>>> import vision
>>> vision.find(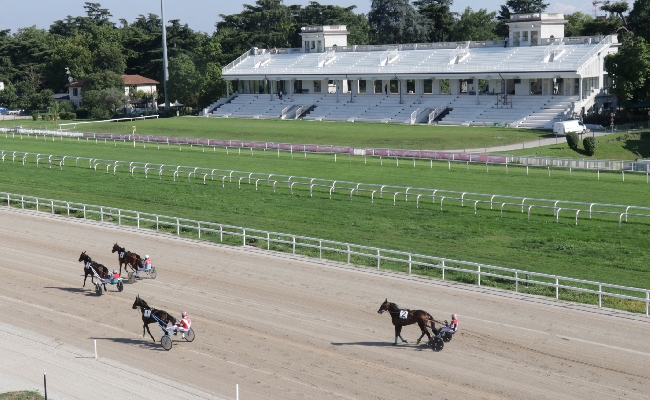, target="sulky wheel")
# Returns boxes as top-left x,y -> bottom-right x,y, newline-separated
128,272 -> 135,284
95,283 -> 102,296
149,267 -> 157,279
442,332 -> 453,343
428,336 -> 444,352
117,280 -> 124,292
184,328 -> 195,342
161,335 -> 172,351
